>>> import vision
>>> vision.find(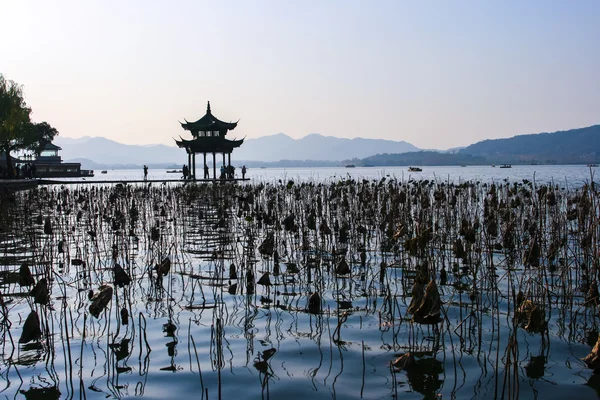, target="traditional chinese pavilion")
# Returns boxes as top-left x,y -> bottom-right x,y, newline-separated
175,102 -> 244,180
